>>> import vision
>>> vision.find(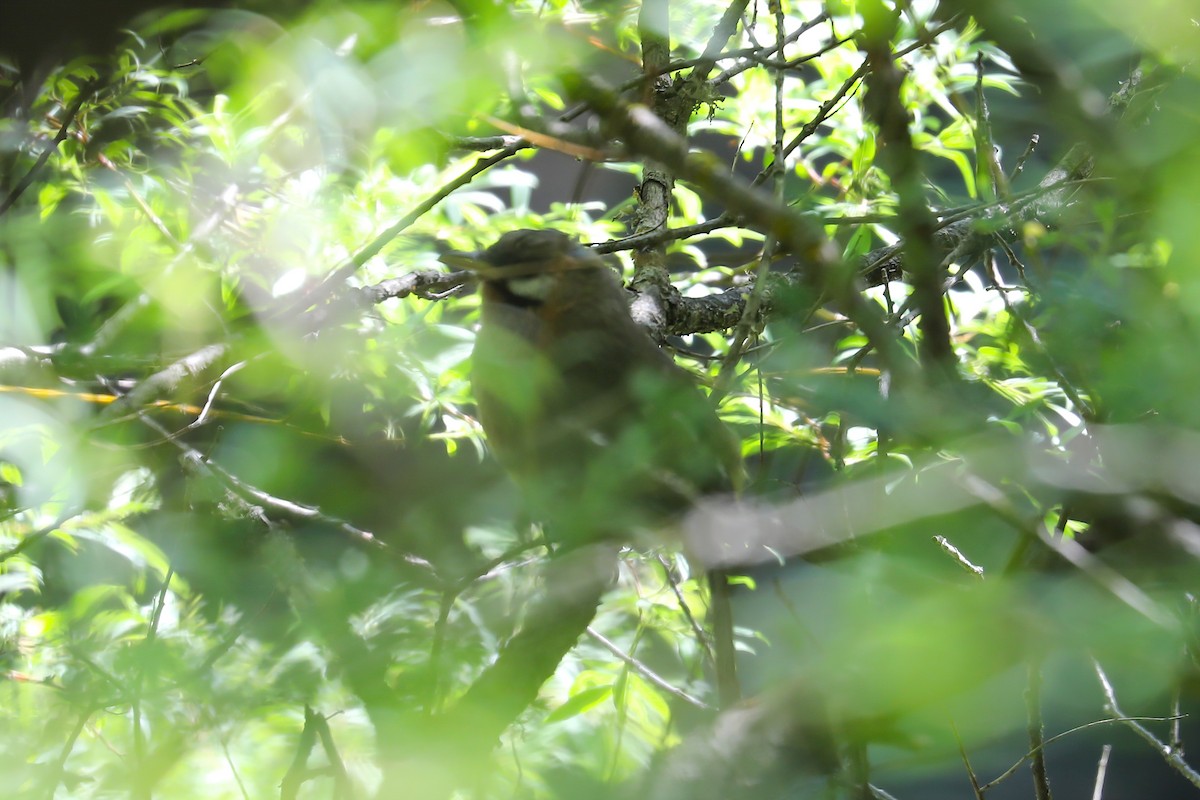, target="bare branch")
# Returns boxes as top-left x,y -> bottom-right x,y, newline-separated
568,74 -> 903,371
362,270 -> 474,303
98,344 -> 229,423
587,626 -> 711,709
689,0 -> 751,85
277,142 -> 531,319
448,135 -> 525,152
137,413 -> 442,589
280,706 -> 321,800
1026,662 -> 1054,800
1,79 -> 99,217
859,67 -> 1156,288
862,8 -> 953,374
1092,745 -> 1112,800
1093,660 -> 1200,790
